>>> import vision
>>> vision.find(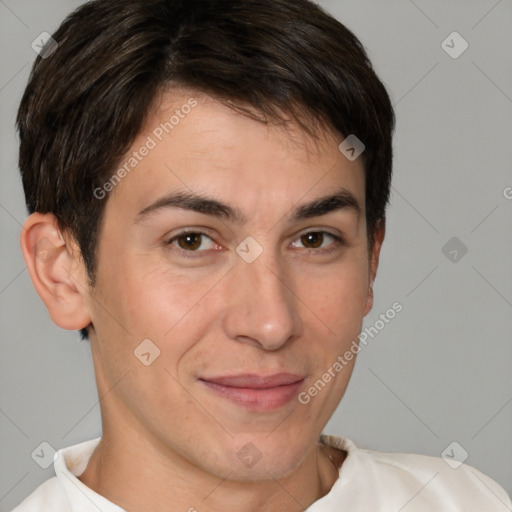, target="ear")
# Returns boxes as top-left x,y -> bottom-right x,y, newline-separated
363,218 -> 386,317
20,213 -> 92,331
